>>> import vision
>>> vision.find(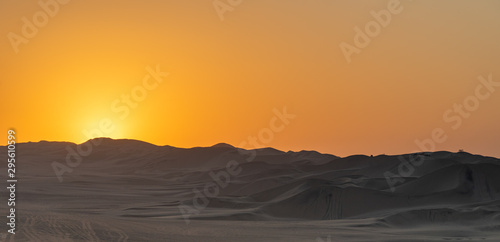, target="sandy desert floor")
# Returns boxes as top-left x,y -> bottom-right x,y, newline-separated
1,138 -> 500,241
